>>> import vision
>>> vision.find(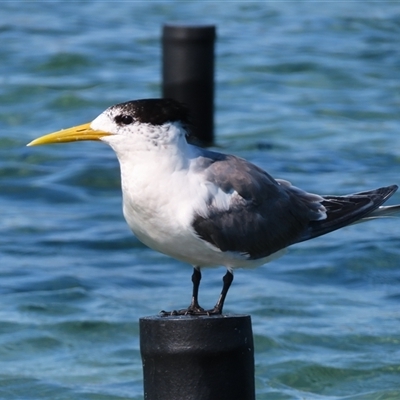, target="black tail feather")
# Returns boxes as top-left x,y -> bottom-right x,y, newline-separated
298,185 -> 398,243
